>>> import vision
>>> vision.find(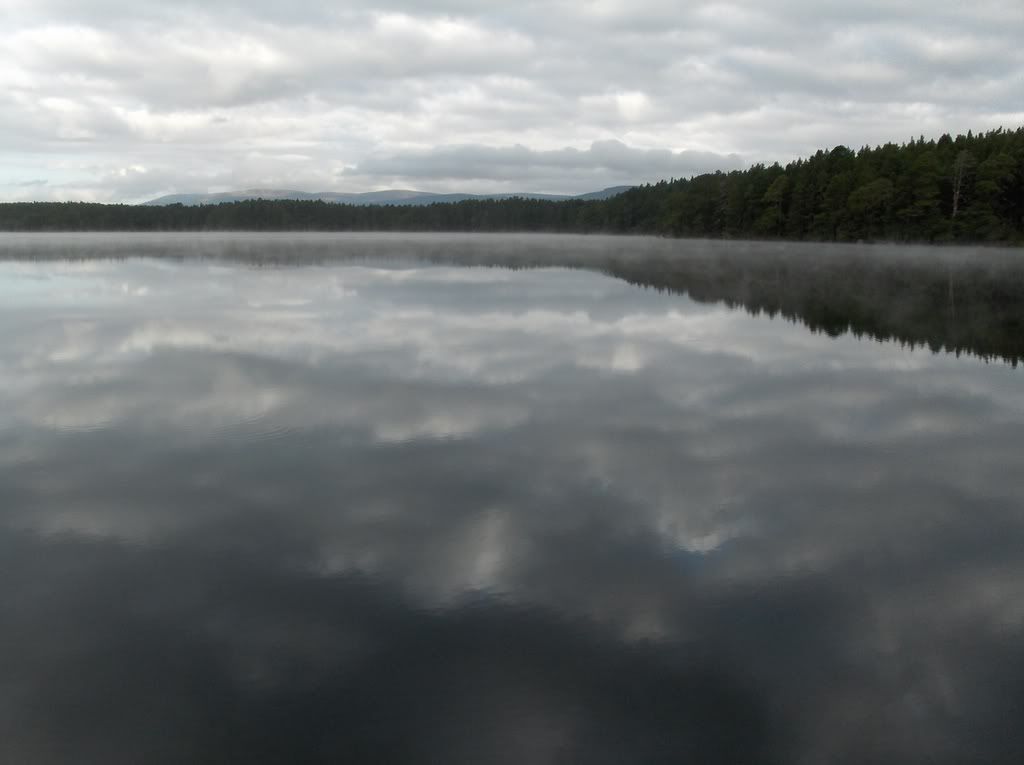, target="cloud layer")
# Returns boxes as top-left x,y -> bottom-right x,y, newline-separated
1,0 -> 1022,201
